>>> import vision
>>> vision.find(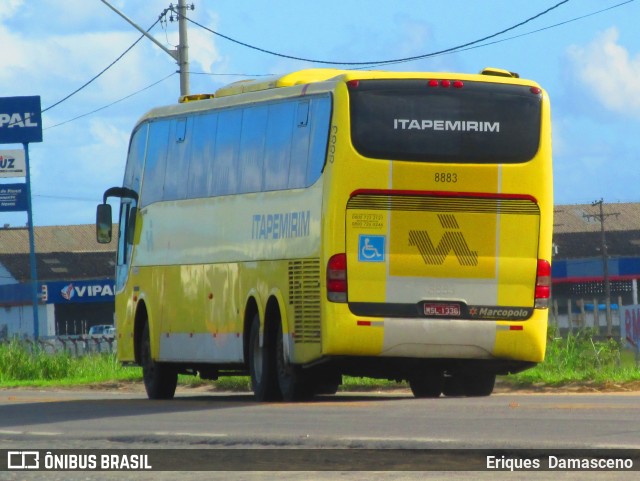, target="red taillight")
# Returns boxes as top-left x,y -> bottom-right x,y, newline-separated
327,253 -> 347,302
347,80 -> 360,89
427,79 -> 463,89
530,86 -> 542,95
535,259 -> 551,308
